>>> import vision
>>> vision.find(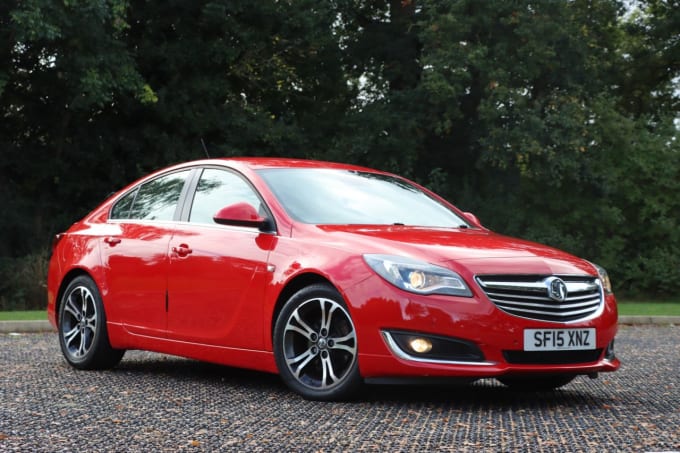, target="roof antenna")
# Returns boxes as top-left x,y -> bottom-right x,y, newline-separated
200,138 -> 211,158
